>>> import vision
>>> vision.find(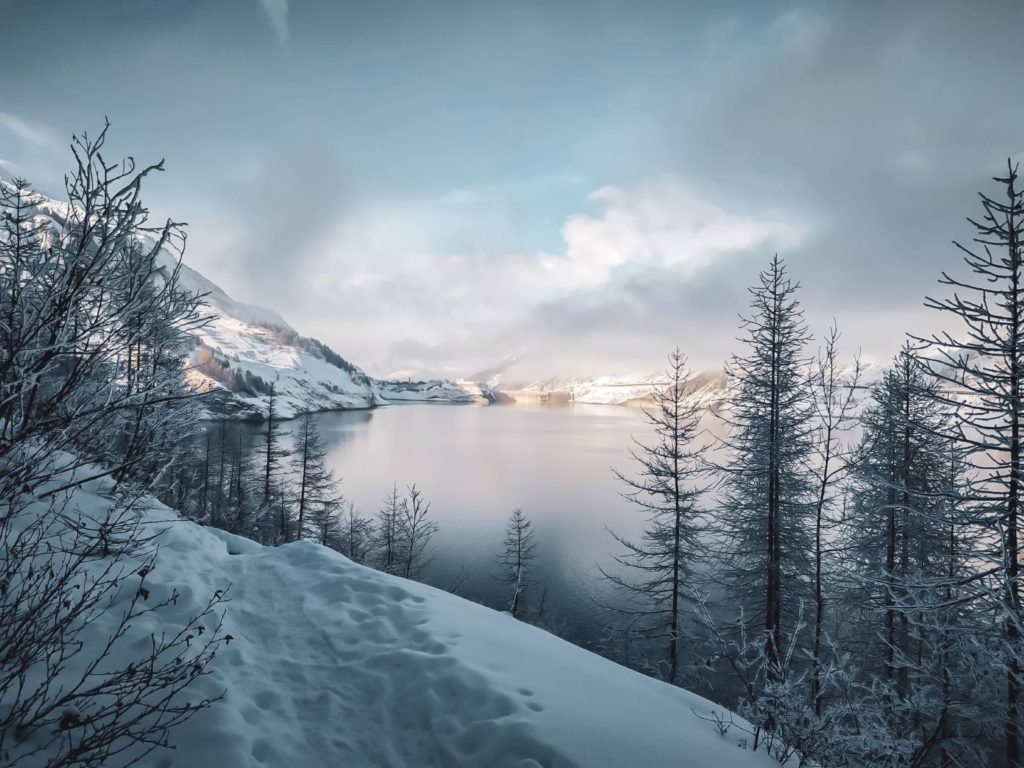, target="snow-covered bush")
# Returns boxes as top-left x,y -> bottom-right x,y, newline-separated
0,124 -> 227,765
